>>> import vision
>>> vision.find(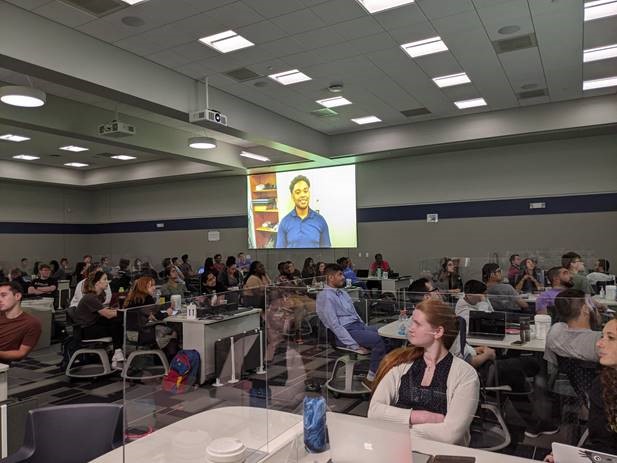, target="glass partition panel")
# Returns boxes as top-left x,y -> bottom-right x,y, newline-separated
120,287 -> 273,463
